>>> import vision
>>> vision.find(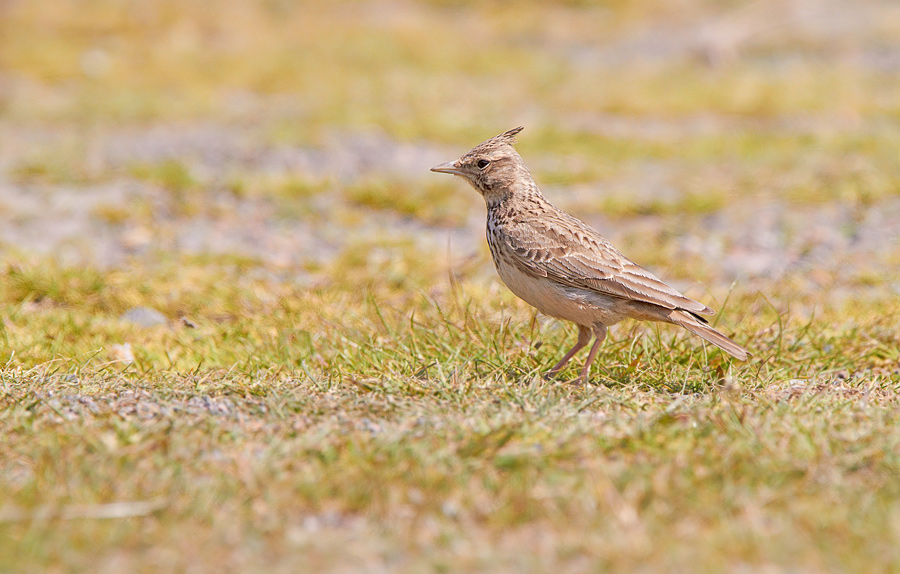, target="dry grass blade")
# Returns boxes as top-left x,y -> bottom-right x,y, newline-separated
0,499 -> 168,523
